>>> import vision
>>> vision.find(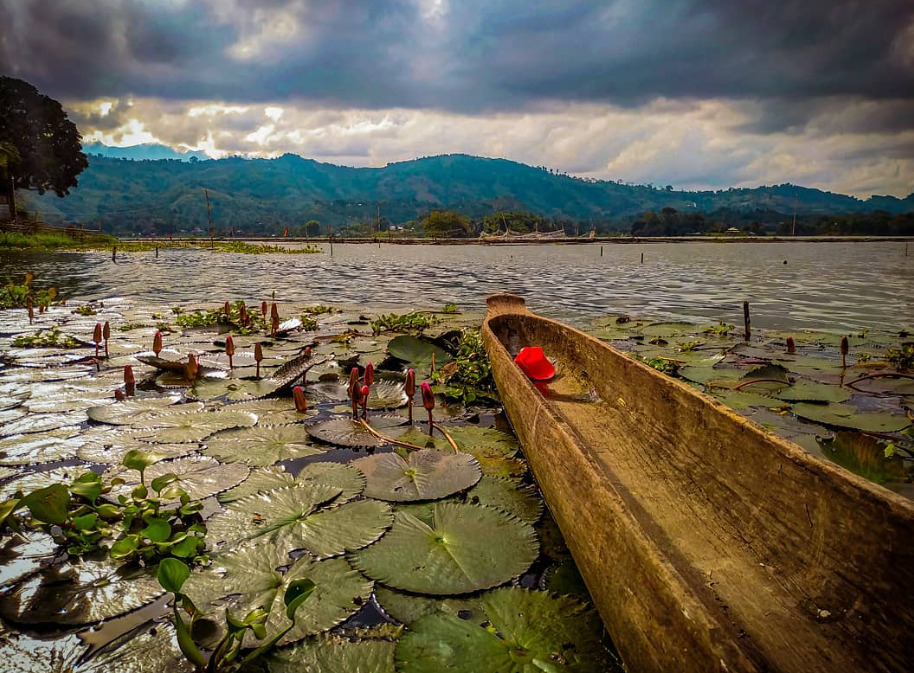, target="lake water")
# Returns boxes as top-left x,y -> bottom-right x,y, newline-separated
2,241 -> 912,332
